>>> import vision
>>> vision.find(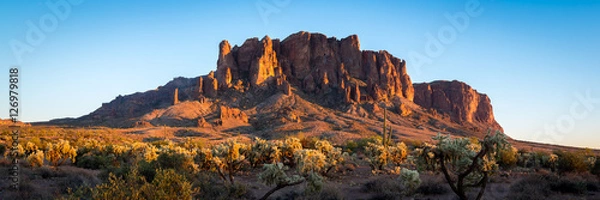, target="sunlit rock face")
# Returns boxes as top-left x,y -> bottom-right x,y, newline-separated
413,80 -> 503,132
215,31 -> 414,102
